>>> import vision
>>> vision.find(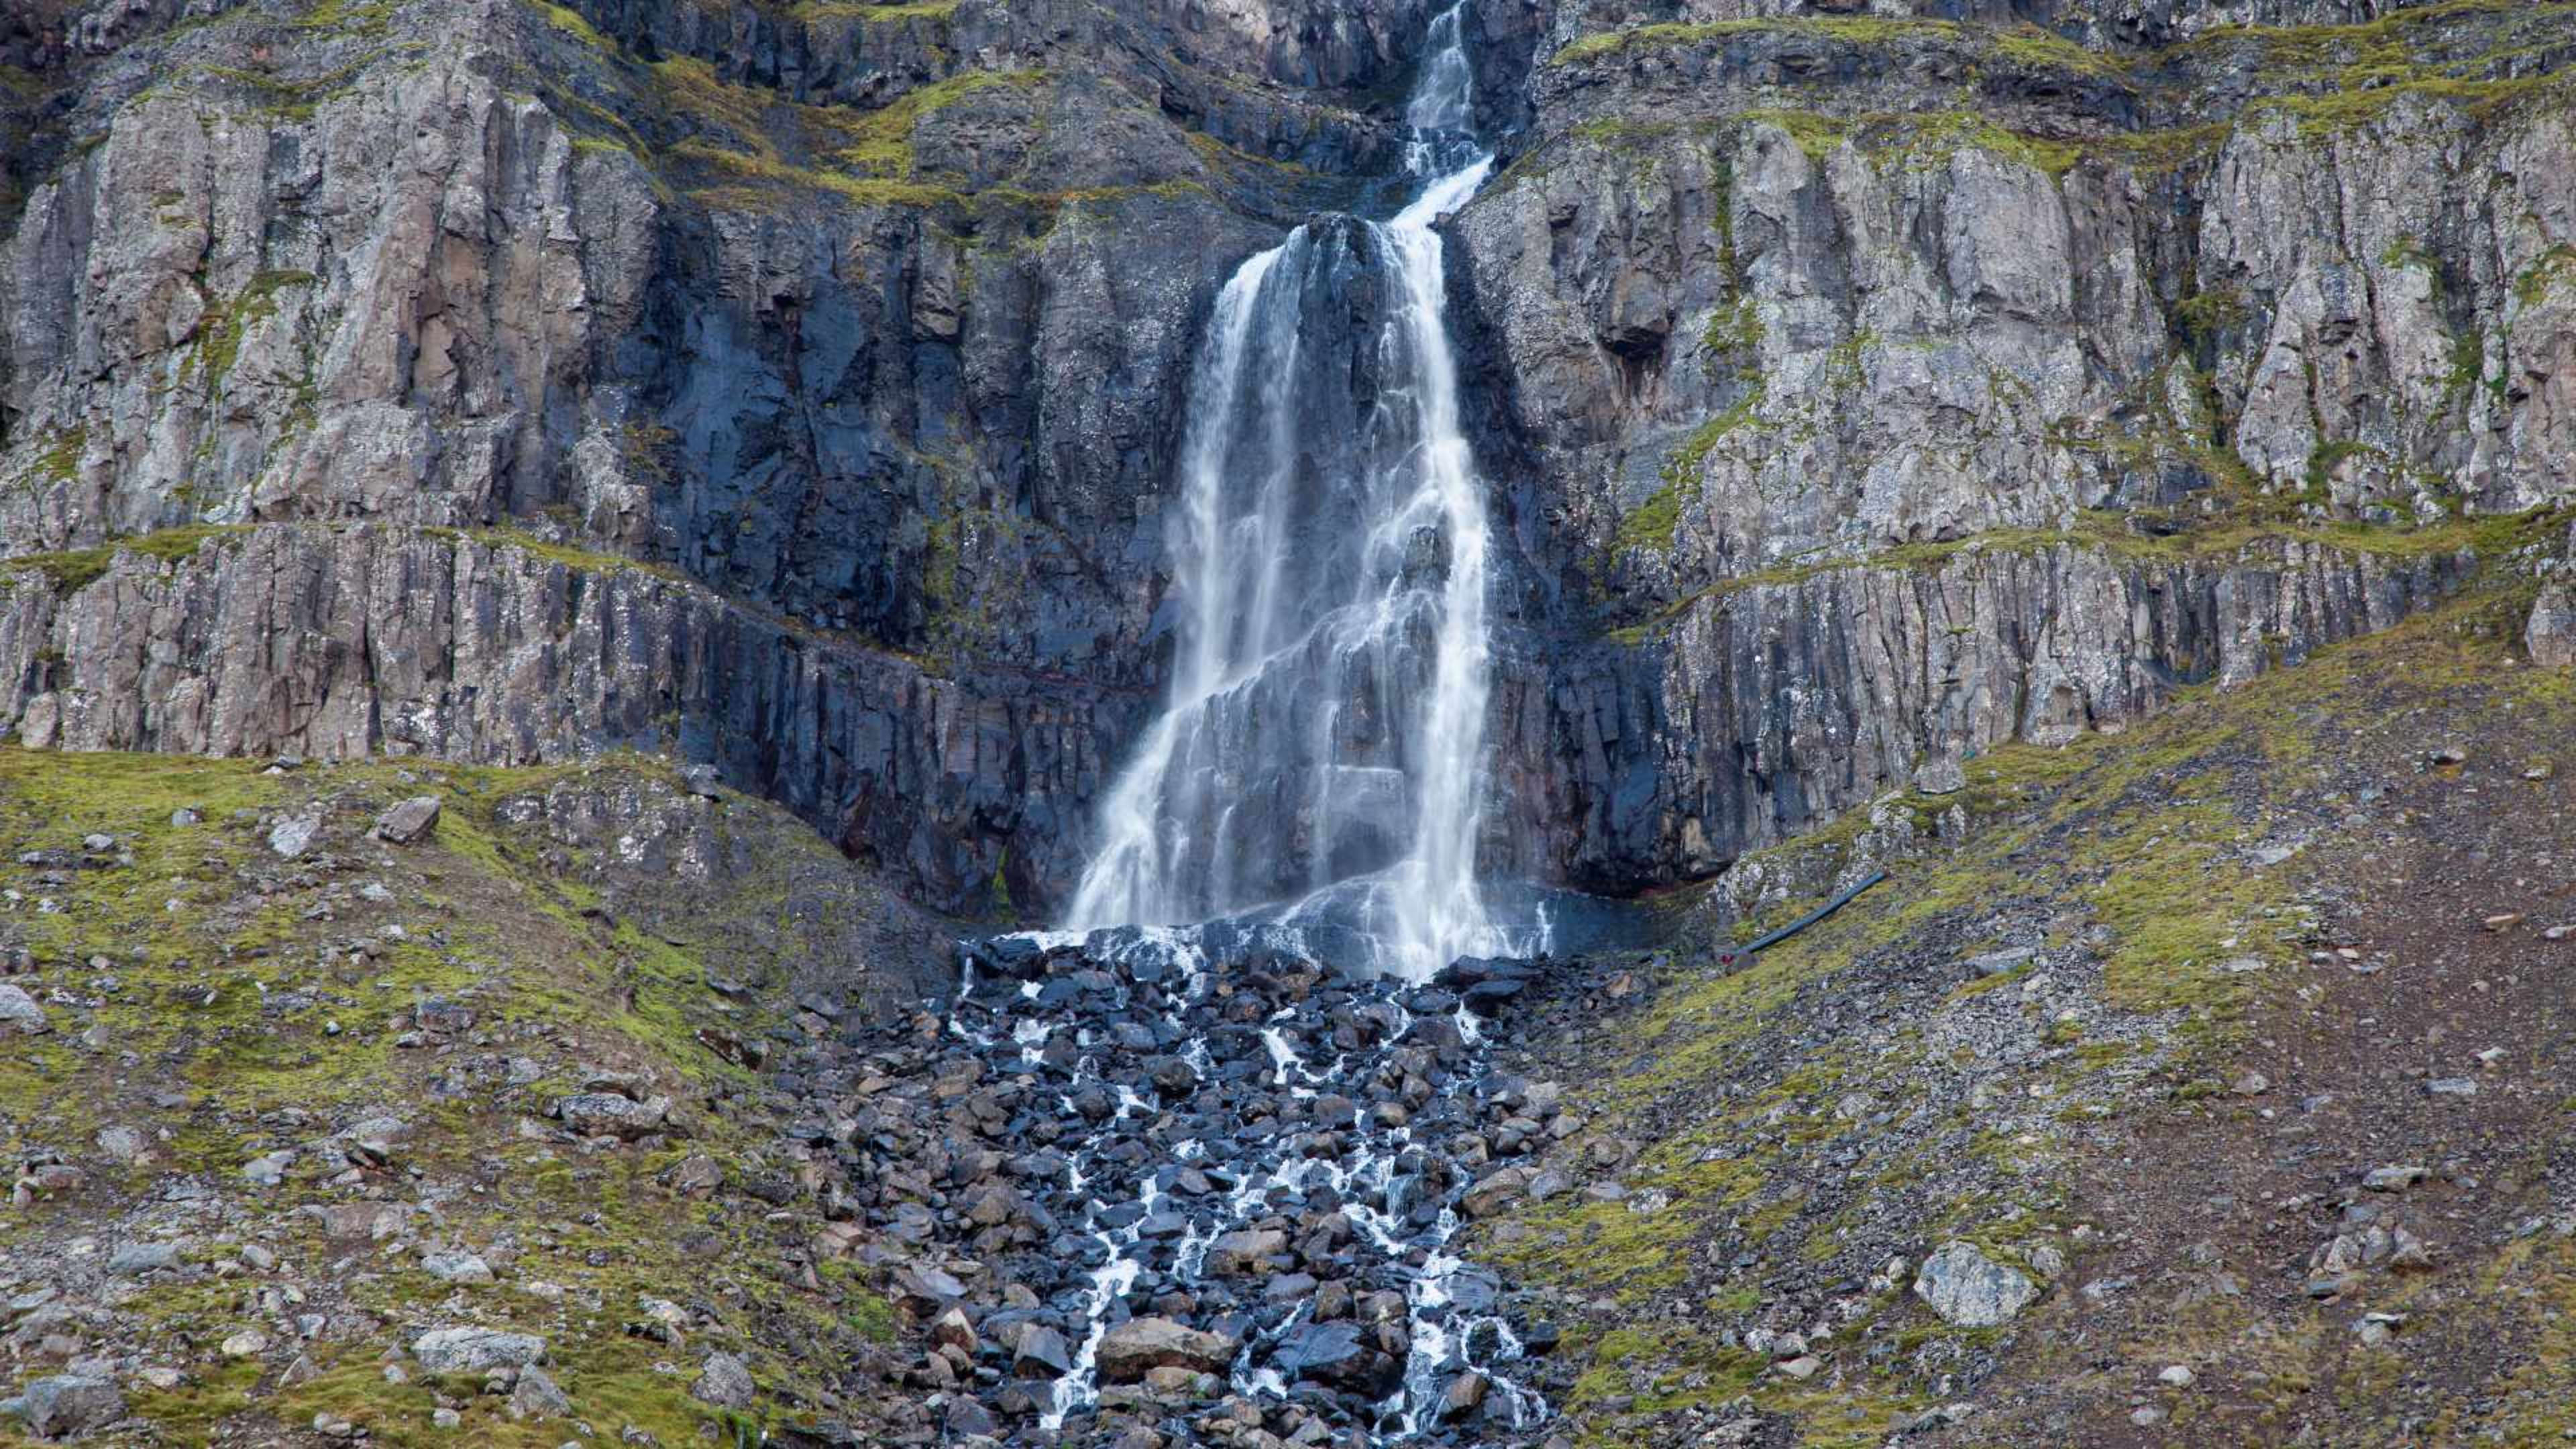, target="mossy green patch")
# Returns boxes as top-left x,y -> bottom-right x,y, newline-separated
2514,244 -> 2576,309
184,268 -> 315,390
1554,17 -> 1968,67
1612,484 -> 1684,556
1662,378 -> 1768,486
423,524 -> 679,581
1,525 -> 246,593
0,745 -> 888,1440
1612,499 -> 2552,647
23,427 -> 85,489
525,0 -> 610,47
794,1 -> 963,22
828,68 -> 1044,180
294,0 -> 396,32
